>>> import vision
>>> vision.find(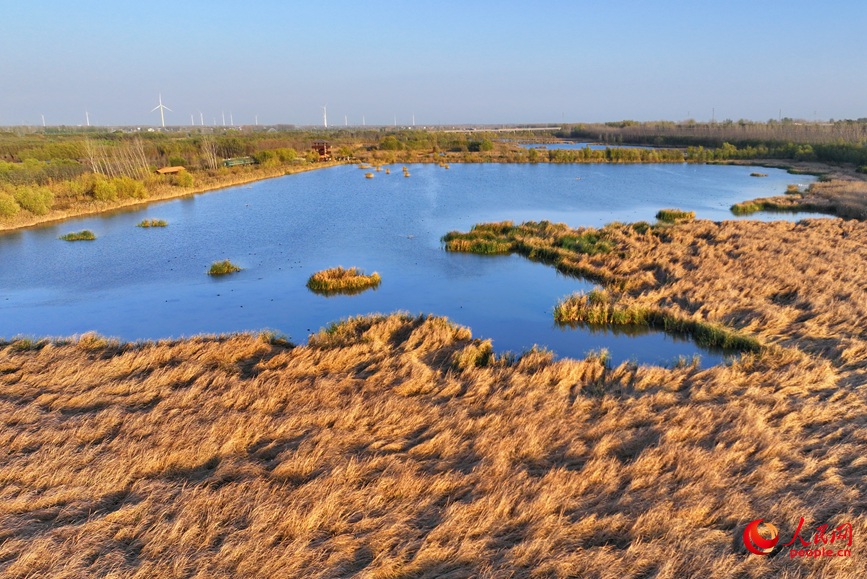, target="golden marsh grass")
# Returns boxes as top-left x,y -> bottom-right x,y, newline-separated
306,266 -> 381,295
